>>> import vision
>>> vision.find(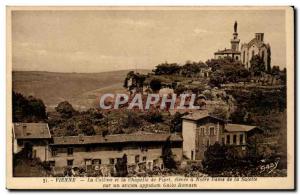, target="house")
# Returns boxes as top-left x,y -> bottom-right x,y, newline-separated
13,123 -> 51,161
13,123 -> 183,173
182,111 -> 262,160
48,133 -> 183,170
214,21 -> 241,61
